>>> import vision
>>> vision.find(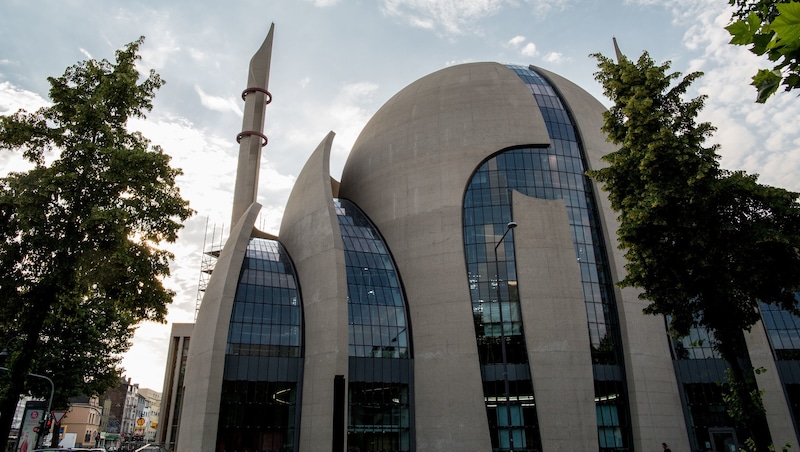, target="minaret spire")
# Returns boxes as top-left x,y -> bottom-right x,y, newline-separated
231,23 -> 274,226
612,36 -> 624,62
